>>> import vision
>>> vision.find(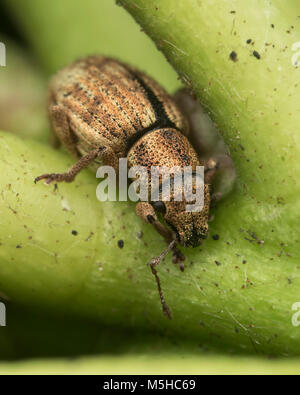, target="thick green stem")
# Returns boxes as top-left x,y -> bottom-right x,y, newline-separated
0,125 -> 300,356
120,0 -> 300,194
117,0 -> 300,353
0,0 -> 299,358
